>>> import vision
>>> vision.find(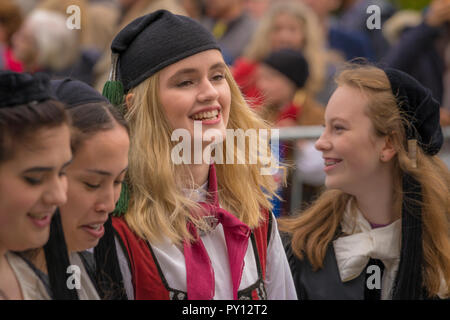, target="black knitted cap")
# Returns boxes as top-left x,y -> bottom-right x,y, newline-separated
0,71 -> 53,108
51,78 -> 109,108
111,10 -> 221,91
384,68 -> 443,155
263,49 -> 309,89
